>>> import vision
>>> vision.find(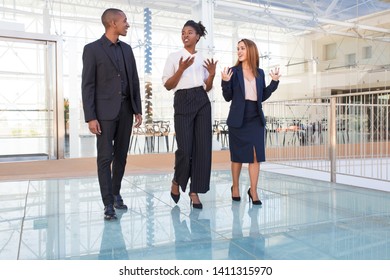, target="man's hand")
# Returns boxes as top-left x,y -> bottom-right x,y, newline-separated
134,114 -> 142,128
88,119 -> 101,135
